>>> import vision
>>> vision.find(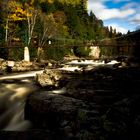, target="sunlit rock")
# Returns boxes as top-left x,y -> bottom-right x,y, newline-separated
0,61 -> 7,71
89,46 -> 100,59
7,61 -> 15,67
12,61 -> 35,72
21,60 -> 32,67
48,62 -> 52,67
35,69 -> 62,87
